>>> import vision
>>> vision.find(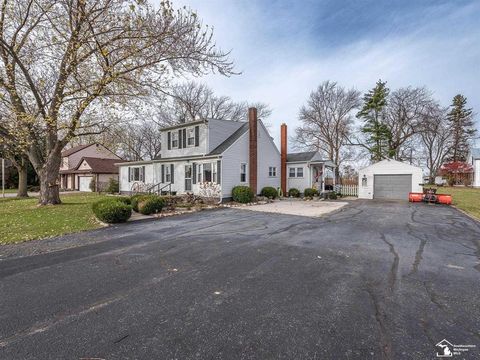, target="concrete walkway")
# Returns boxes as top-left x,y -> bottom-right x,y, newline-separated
238,199 -> 348,217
